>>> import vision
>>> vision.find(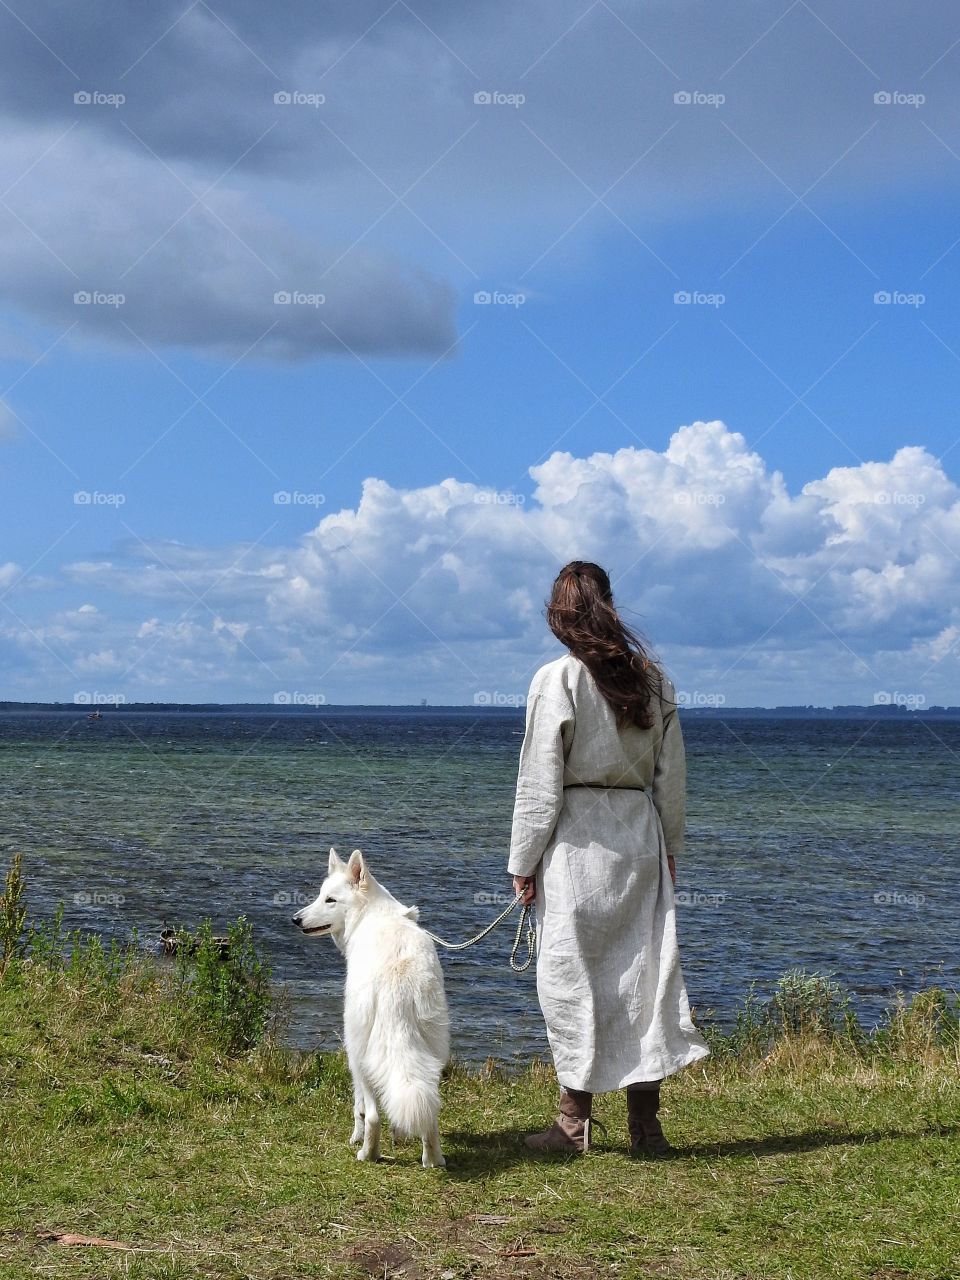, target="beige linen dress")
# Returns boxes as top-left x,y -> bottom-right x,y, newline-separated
508,653 -> 710,1092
